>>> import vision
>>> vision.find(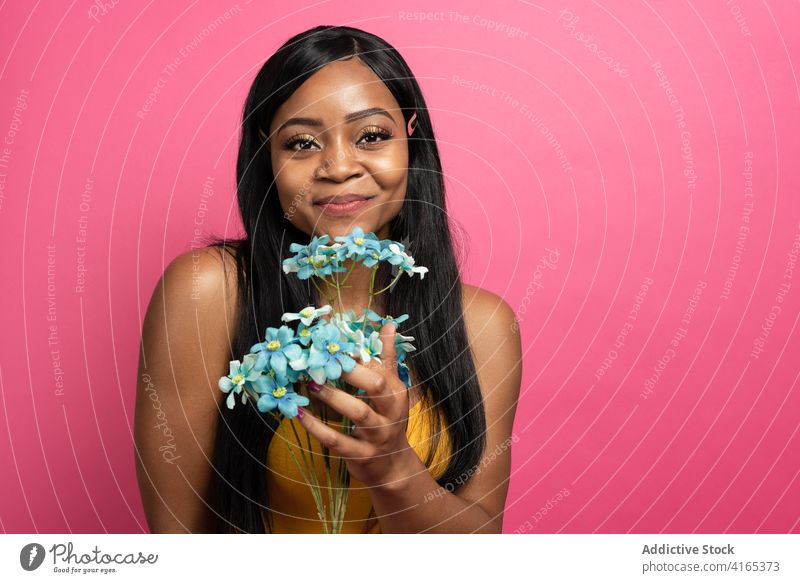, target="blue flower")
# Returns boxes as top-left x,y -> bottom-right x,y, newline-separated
366,309 -> 409,328
393,347 -> 415,387
282,235 -> 346,280
322,241 -> 350,264
310,247 -> 348,278
295,321 -> 315,347
334,226 -> 381,261
250,325 -> 305,377
361,245 -> 392,268
218,354 -> 261,410
253,371 -> 309,418
397,358 -> 411,387
392,332 -> 415,389
282,236 -> 326,280
306,323 -> 357,384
